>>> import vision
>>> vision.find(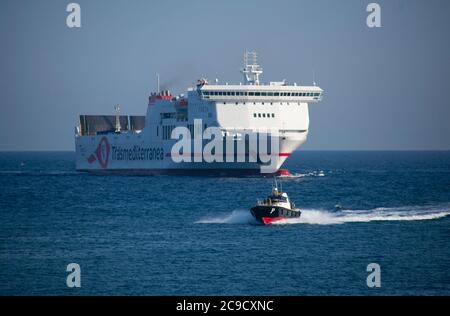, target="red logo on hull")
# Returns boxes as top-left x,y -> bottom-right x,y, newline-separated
87,137 -> 110,168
